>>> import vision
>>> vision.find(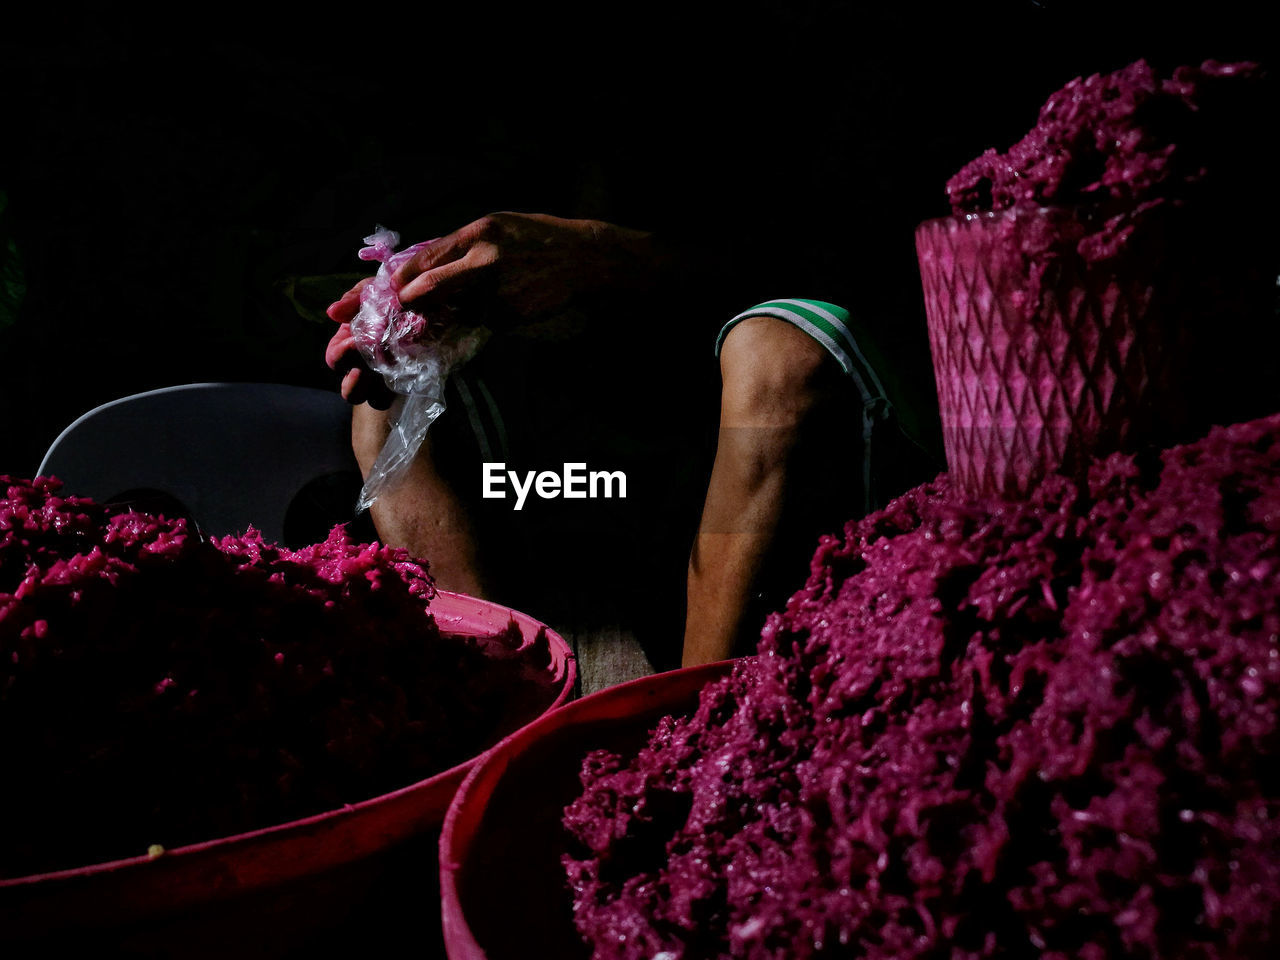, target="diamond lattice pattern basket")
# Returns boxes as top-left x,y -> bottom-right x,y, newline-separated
915,208 -> 1197,498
